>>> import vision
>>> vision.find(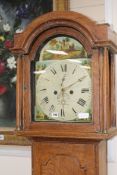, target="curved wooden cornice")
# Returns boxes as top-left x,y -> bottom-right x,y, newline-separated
11,11 -> 117,54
